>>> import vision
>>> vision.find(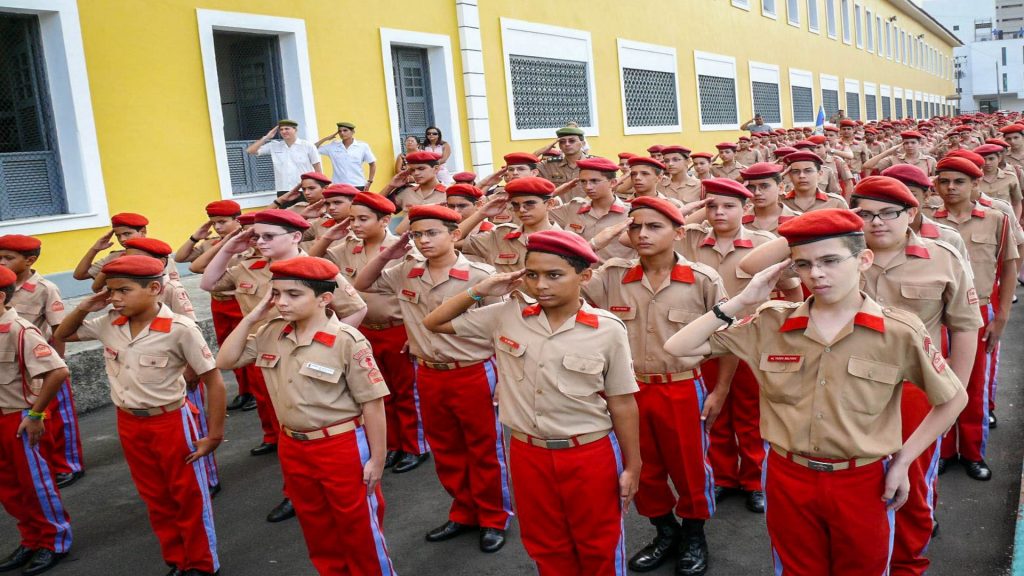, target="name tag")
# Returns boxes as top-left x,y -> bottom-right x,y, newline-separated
305,362 -> 336,376
498,253 -> 517,259
569,223 -> 584,231
261,353 -> 278,362
767,355 -> 802,363
499,336 -> 520,350
401,289 -> 417,298
610,306 -> 632,312
240,282 -> 254,289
